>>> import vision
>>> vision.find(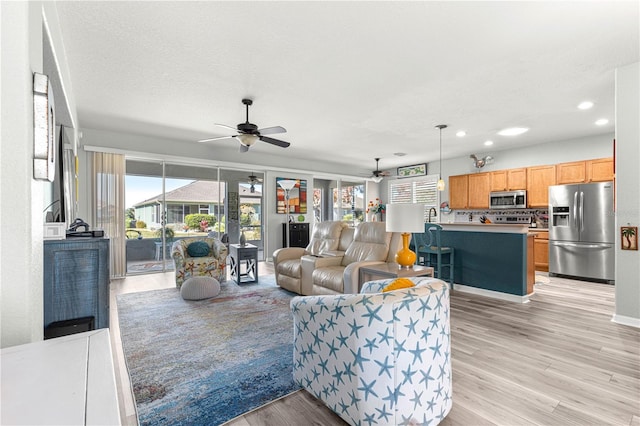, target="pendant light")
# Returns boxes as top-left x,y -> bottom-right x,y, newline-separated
436,124 -> 447,191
